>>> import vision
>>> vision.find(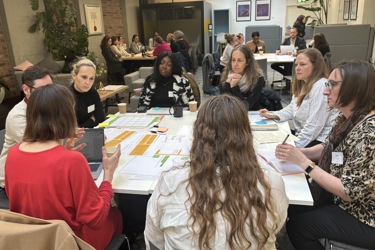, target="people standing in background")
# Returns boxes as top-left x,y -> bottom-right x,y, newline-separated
129,34 -> 143,54
246,31 -> 266,53
151,36 -> 172,57
219,33 -> 237,73
220,45 -> 265,110
70,58 -> 105,128
309,33 -> 331,57
148,32 -> 159,50
293,15 -> 306,38
260,48 -> 337,148
5,84 -> 123,250
145,94 -> 288,249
